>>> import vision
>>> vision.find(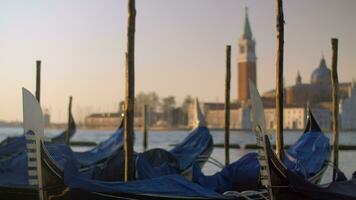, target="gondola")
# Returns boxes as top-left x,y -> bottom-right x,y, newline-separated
0,89 -> 218,200
0,89 -> 69,200
190,82 -> 330,194
285,168 -> 356,200
0,100 -> 77,160
263,120 -> 356,200
0,118 -> 125,187
247,77 -> 331,199
191,109 -> 330,194
51,112 -> 77,144
0,105 -> 124,169
6,88 -> 331,200
76,98 -> 213,181
72,120 -> 124,167
135,98 -> 213,180
0,88 -> 125,200
263,132 -> 356,200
